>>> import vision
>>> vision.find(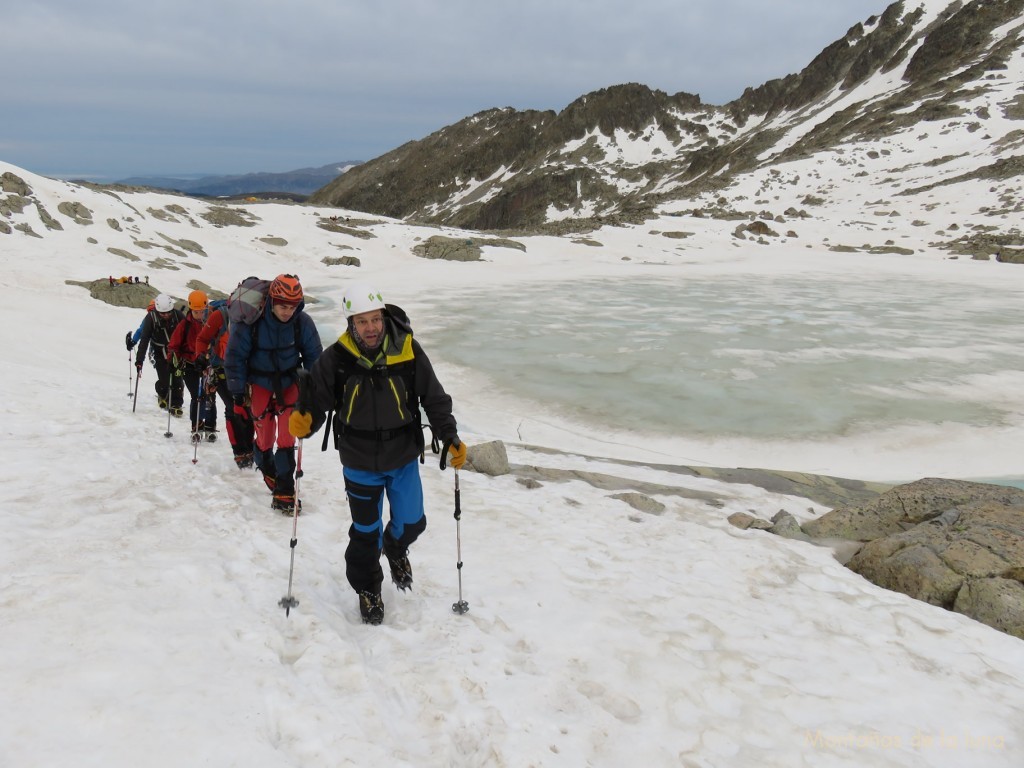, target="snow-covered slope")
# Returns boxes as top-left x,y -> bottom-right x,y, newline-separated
2,159 -> 1024,767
